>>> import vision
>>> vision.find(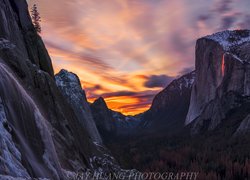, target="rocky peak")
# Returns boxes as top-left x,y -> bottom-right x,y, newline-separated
56,69 -> 80,84
90,97 -> 141,142
93,97 -> 109,109
55,69 -> 102,144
